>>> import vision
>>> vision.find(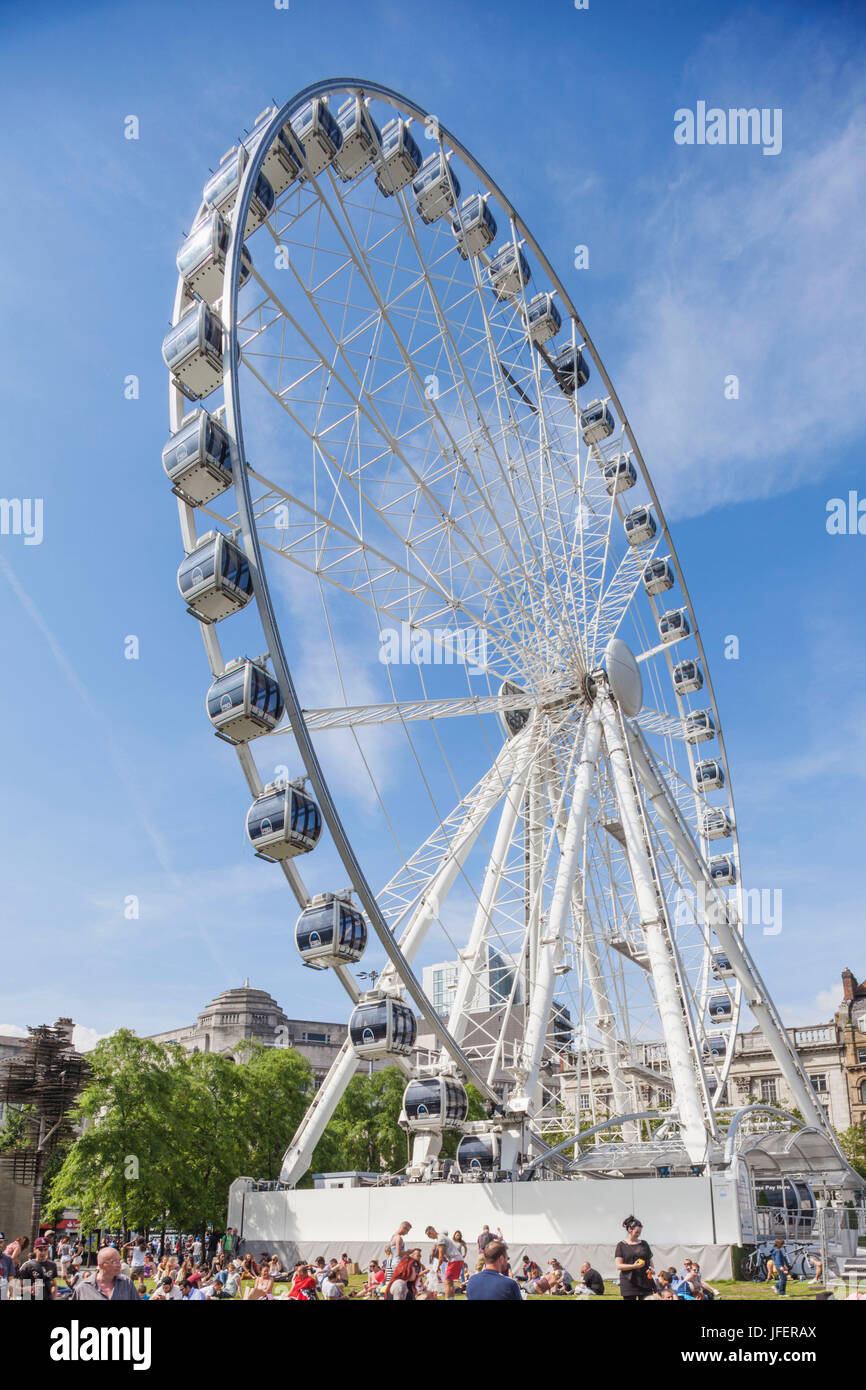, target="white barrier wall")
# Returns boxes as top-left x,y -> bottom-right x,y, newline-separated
231,1174 -> 741,1282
